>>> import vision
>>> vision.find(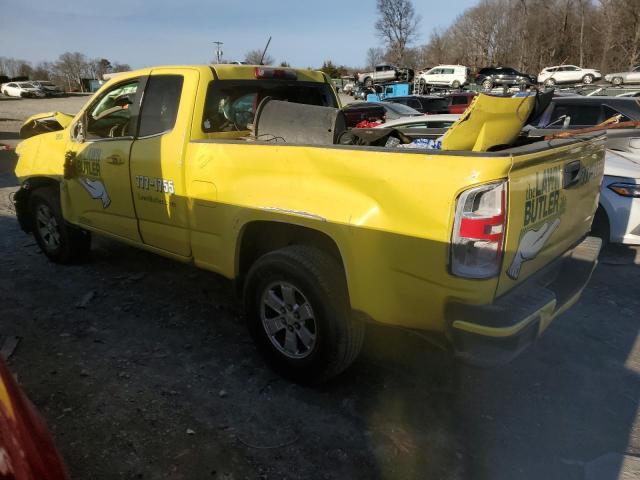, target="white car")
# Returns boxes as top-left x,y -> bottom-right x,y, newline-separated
537,65 -> 602,86
593,150 -> 640,245
1,81 -> 46,98
417,65 -> 469,89
605,66 -> 640,86
357,64 -> 412,87
374,114 -> 460,129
